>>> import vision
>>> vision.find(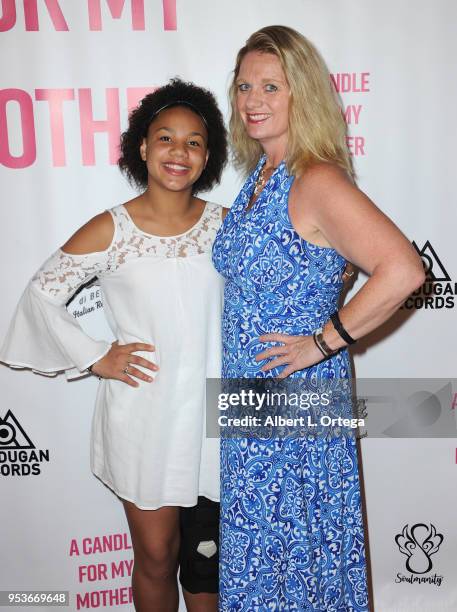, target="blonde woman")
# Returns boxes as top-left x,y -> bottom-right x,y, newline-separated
212,26 -> 424,610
